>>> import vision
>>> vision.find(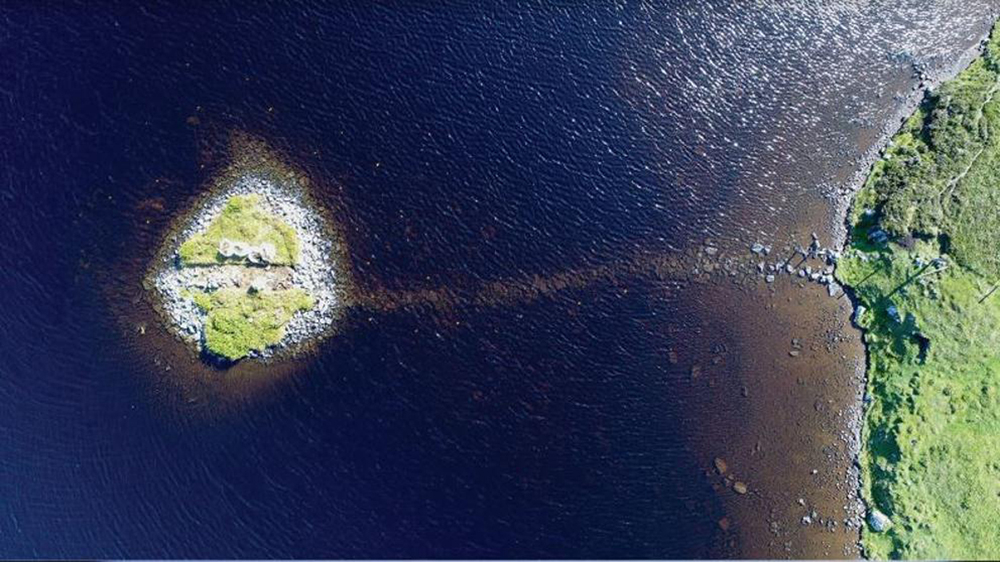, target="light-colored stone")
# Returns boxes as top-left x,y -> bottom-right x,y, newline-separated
868,510 -> 892,532
249,277 -> 269,293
